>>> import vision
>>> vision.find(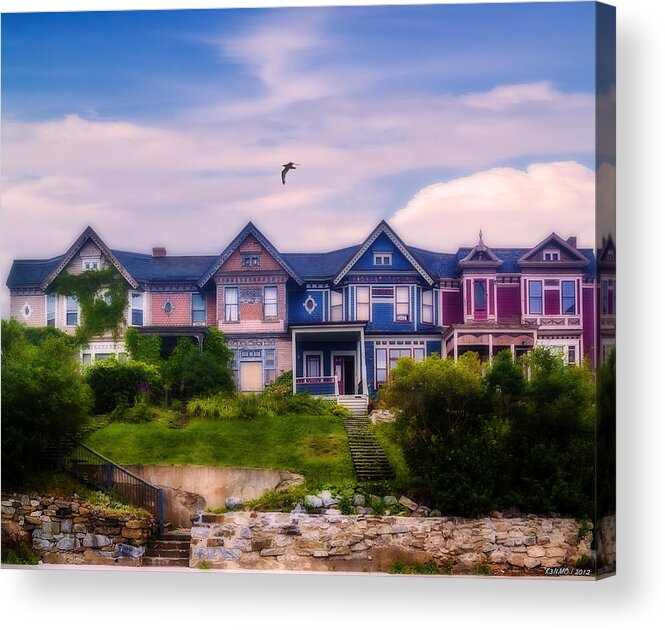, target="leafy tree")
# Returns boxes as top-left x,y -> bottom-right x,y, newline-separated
1,320 -> 93,483
161,327 -> 234,398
